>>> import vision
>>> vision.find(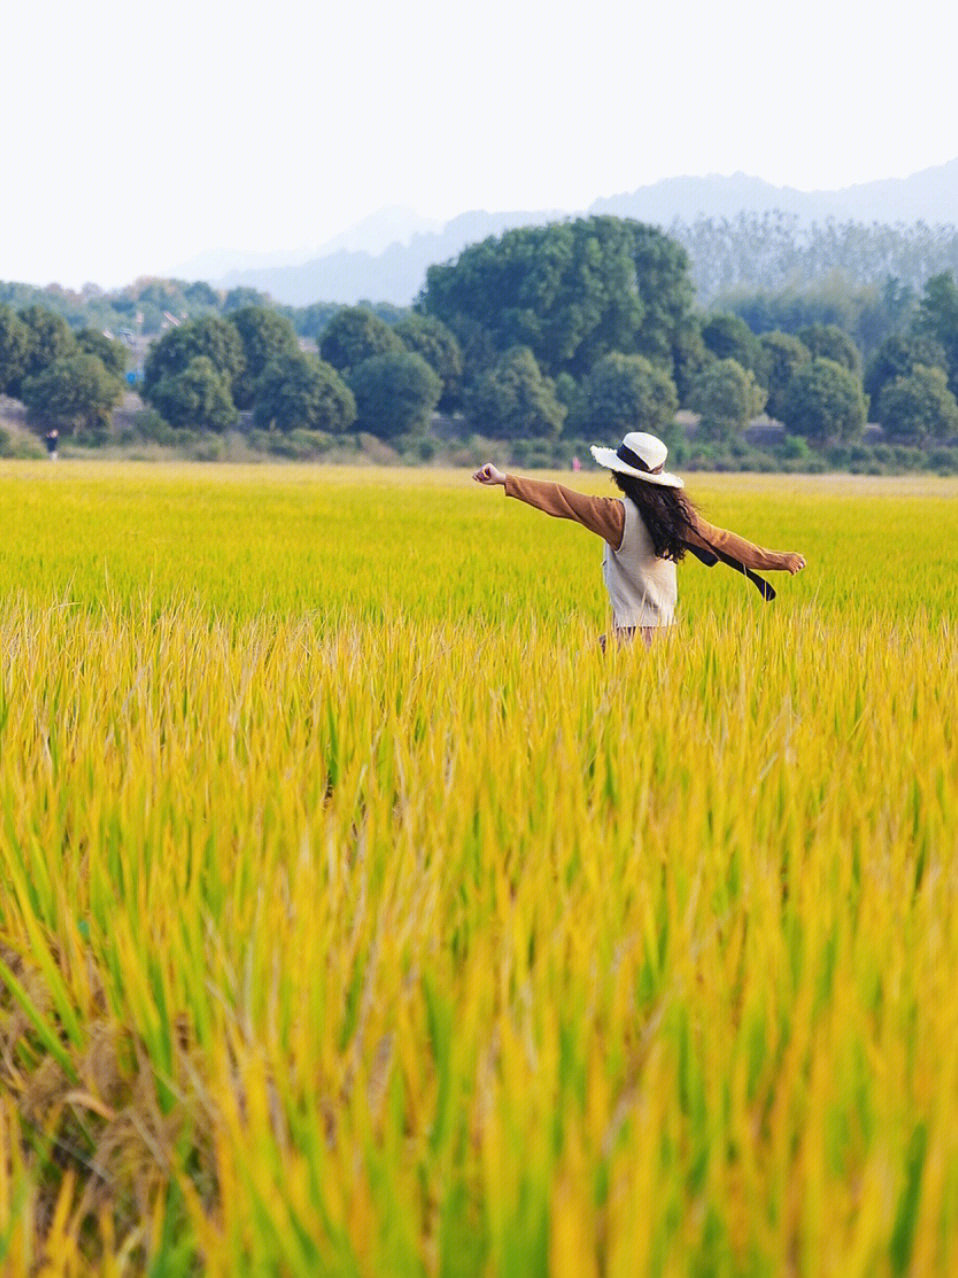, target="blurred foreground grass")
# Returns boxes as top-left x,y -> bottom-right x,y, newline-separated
0,462 -> 955,1275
